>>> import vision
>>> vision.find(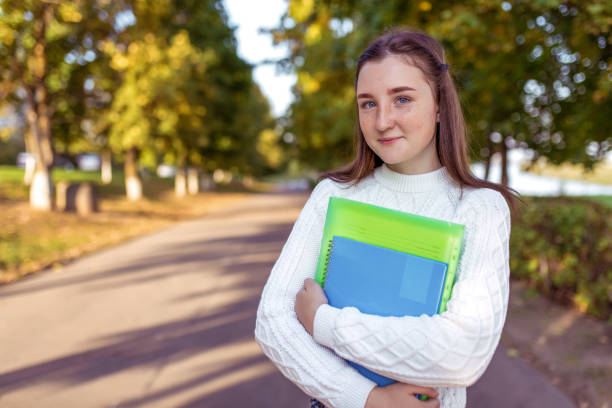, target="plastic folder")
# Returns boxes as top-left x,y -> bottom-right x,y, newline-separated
323,235 -> 449,386
315,197 -> 465,313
